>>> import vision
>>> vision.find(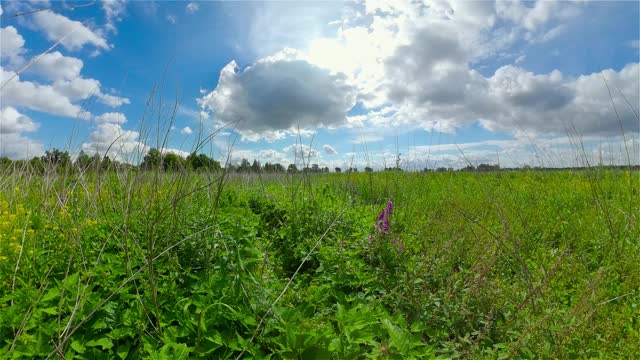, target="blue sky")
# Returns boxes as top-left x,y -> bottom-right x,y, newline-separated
1,0 -> 638,169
